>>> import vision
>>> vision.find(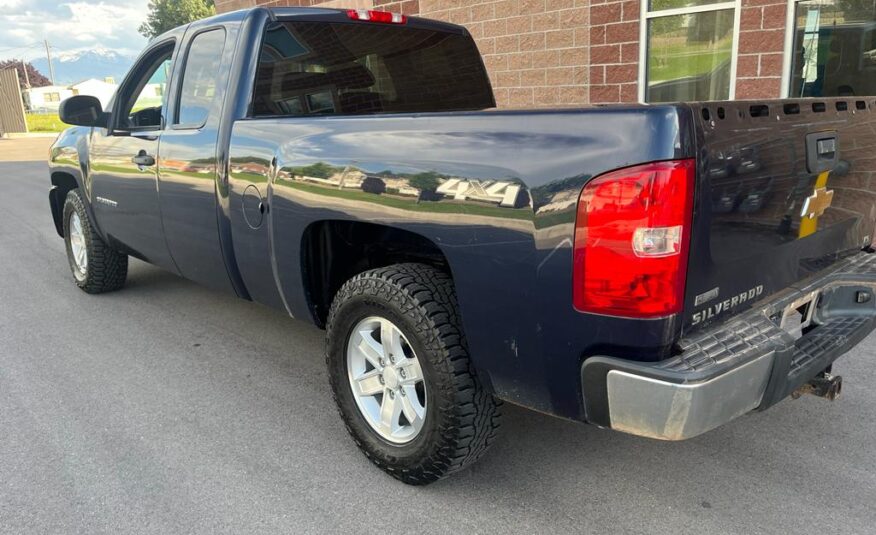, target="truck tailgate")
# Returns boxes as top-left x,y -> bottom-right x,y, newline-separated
683,98 -> 876,332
